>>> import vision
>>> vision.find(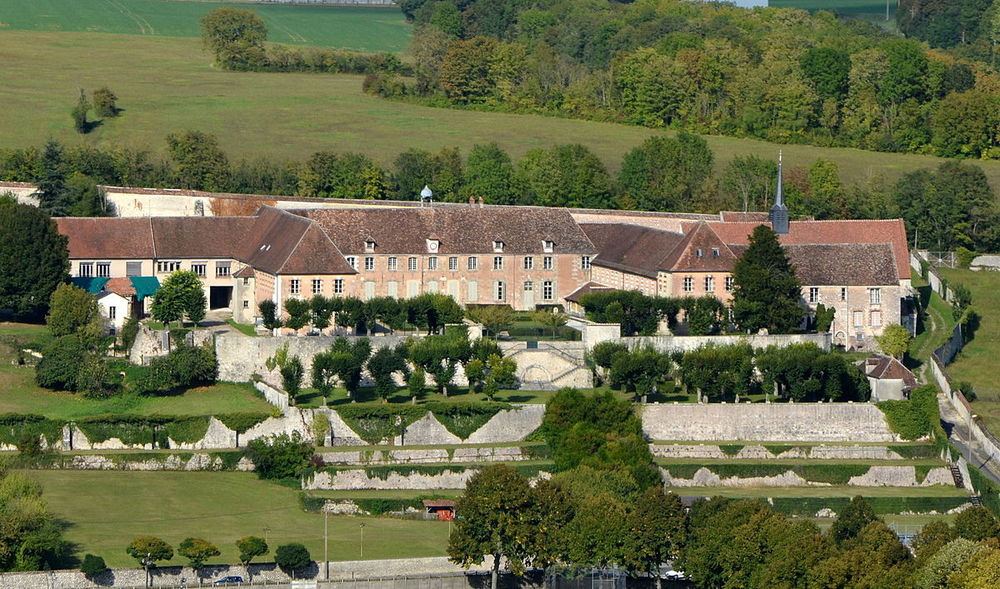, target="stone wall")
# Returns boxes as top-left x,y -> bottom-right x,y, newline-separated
660,465 -> 954,488
29,453 -> 254,471
650,443 -> 909,460
305,467 -> 551,490
642,403 -> 898,442
501,342 -> 592,389
256,380 -> 289,410
0,557 -> 494,589
129,326 -> 213,365
624,332 -> 831,354
320,445 -> 531,466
